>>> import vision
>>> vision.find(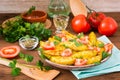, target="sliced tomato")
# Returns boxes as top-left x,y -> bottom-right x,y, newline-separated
43,42 -> 55,50
61,48 -> 72,57
104,43 -> 113,53
0,46 -> 20,58
74,59 -> 87,66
